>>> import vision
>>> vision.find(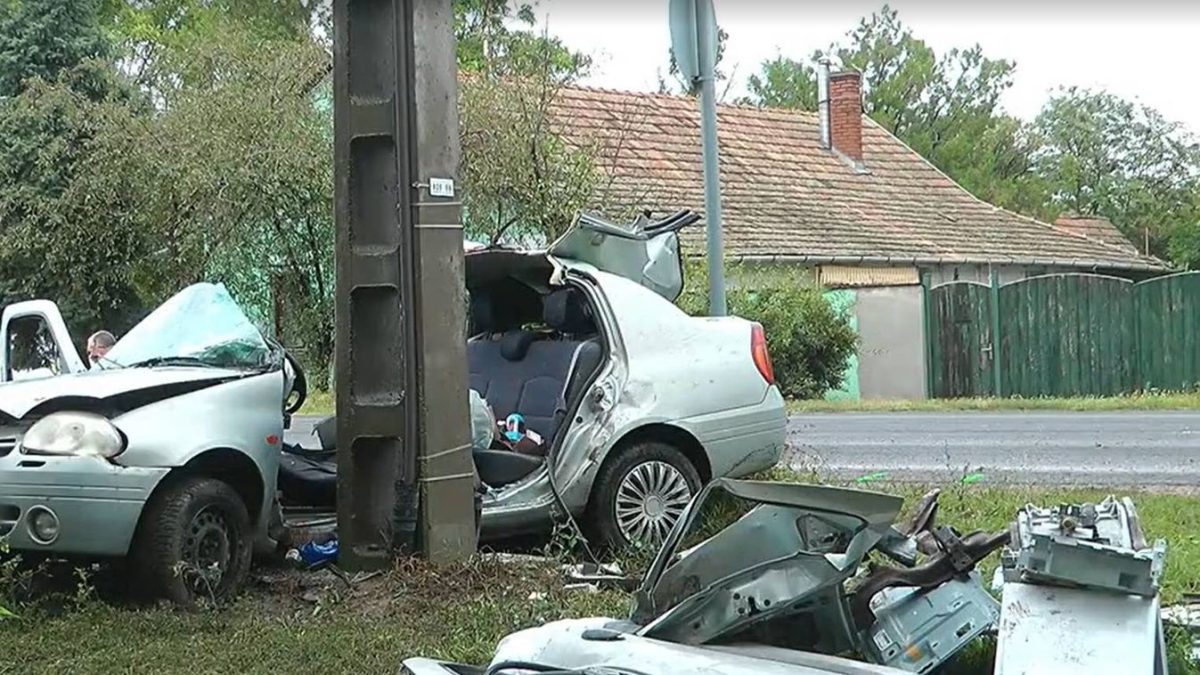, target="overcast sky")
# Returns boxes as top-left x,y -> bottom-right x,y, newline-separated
528,0 -> 1200,133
